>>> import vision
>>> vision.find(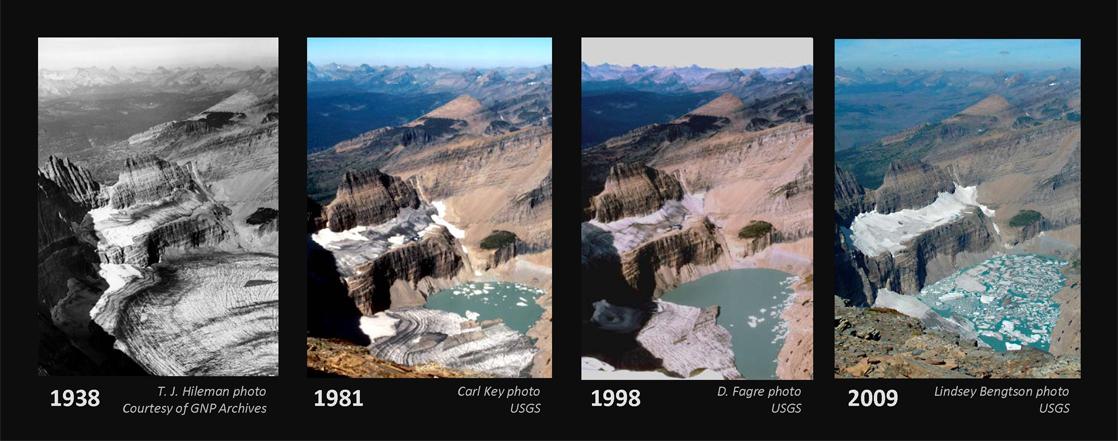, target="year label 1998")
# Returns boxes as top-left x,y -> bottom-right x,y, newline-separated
50,389 -> 100,407
313,389 -> 363,407
591,389 -> 641,407
847,389 -> 898,407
